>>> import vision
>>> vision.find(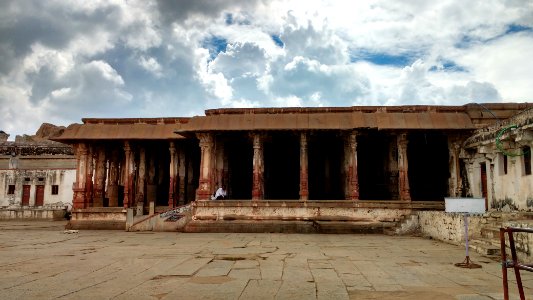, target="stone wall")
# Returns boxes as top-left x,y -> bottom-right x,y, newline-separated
502,220 -> 533,261
418,211 -> 485,244
193,200 -> 415,222
0,208 -> 67,220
